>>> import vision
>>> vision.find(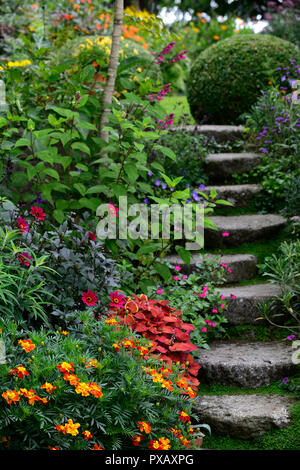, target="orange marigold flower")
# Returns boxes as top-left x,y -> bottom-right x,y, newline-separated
75,382 -> 90,397
49,446 -> 59,450
85,358 -> 99,369
92,444 -> 103,450
137,420 -> 151,434
61,330 -> 69,336
41,382 -> 56,394
2,390 -> 20,404
25,389 -> 40,405
131,434 -> 143,446
56,362 -> 74,374
104,318 -> 118,325
63,373 -> 80,386
112,343 -> 120,351
142,43 -> 149,49
181,438 -> 191,447
38,397 -> 49,405
8,365 -> 29,379
82,430 -> 93,440
88,382 -> 103,398
18,339 -> 35,353
178,410 -> 191,422
63,419 -> 81,436
213,35 -> 220,40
